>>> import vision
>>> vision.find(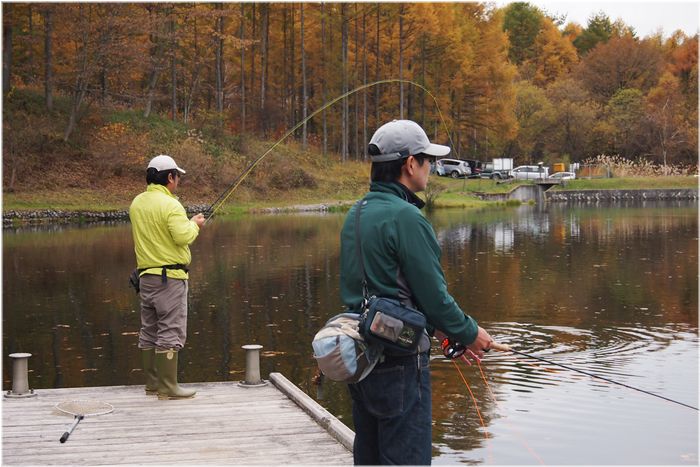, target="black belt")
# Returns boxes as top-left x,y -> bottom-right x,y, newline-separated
140,264 -> 189,283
